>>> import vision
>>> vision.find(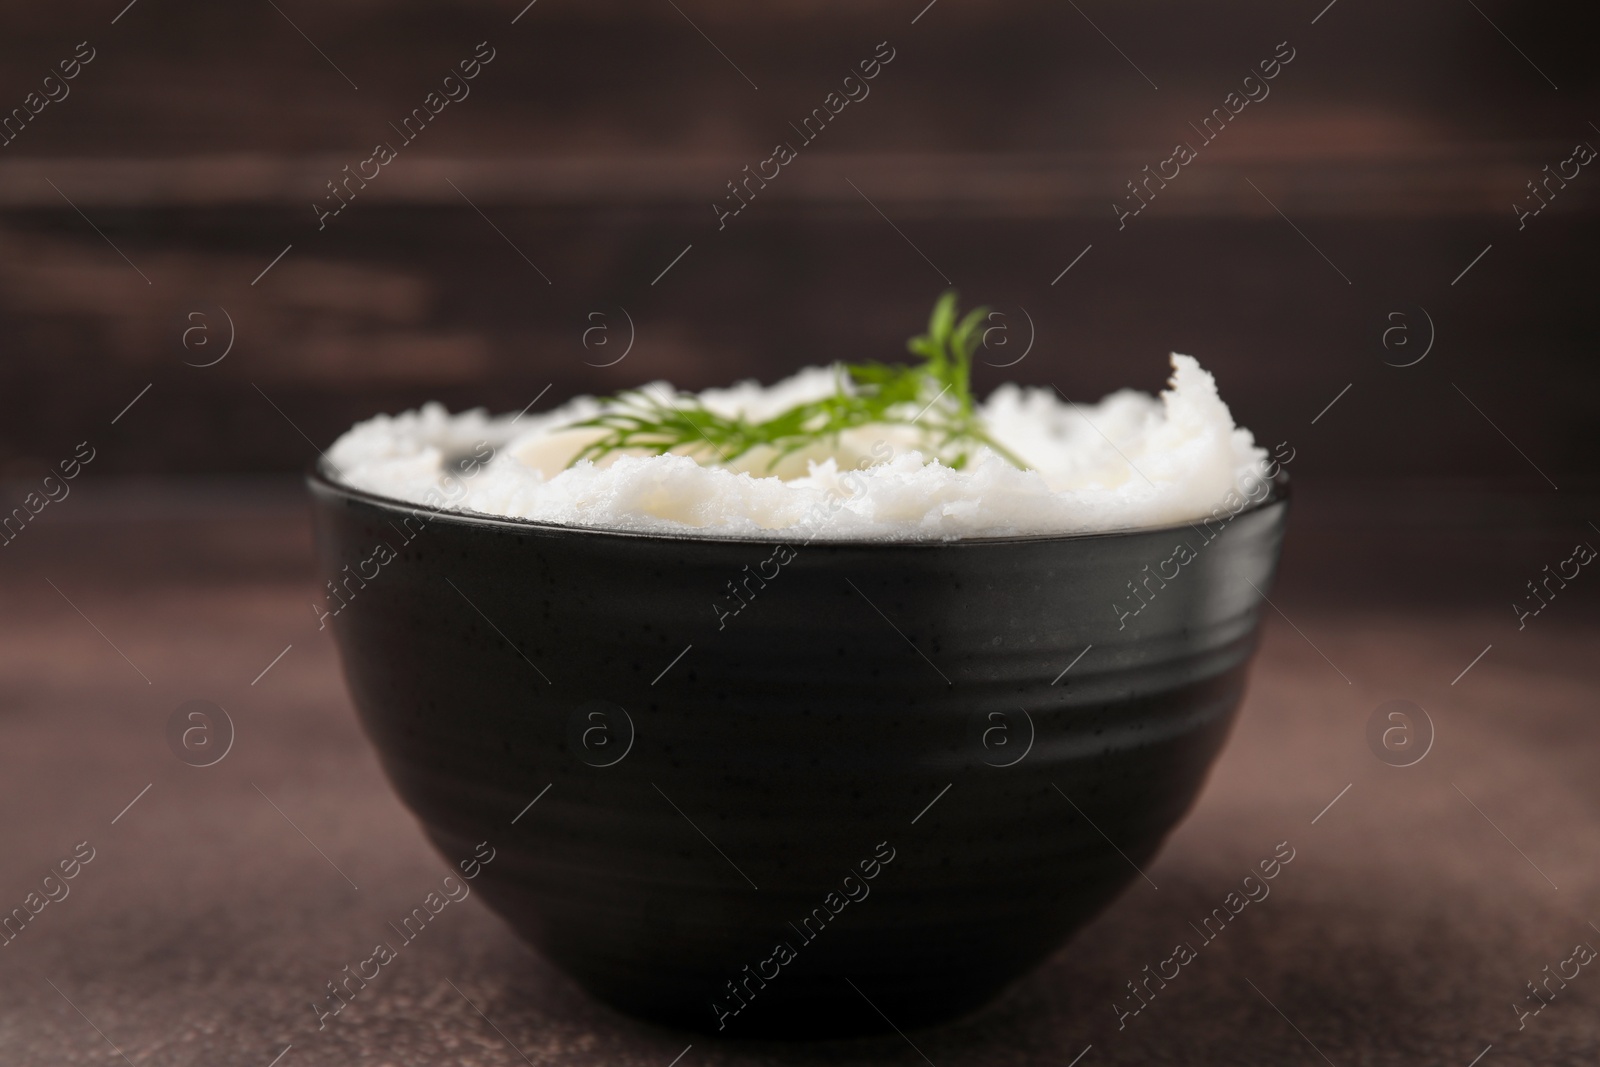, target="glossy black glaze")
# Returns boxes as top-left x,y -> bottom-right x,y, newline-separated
308,470 -> 1289,1038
